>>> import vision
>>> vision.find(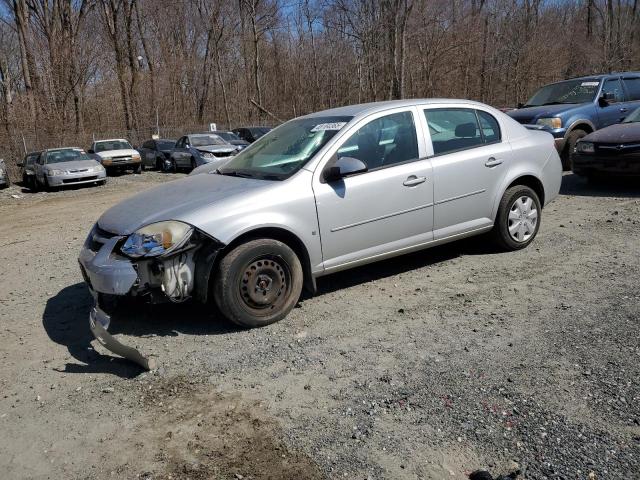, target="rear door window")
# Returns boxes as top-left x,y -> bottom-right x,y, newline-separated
424,108 -> 484,155
622,78 -> 640,101
477,110 -> 501,144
